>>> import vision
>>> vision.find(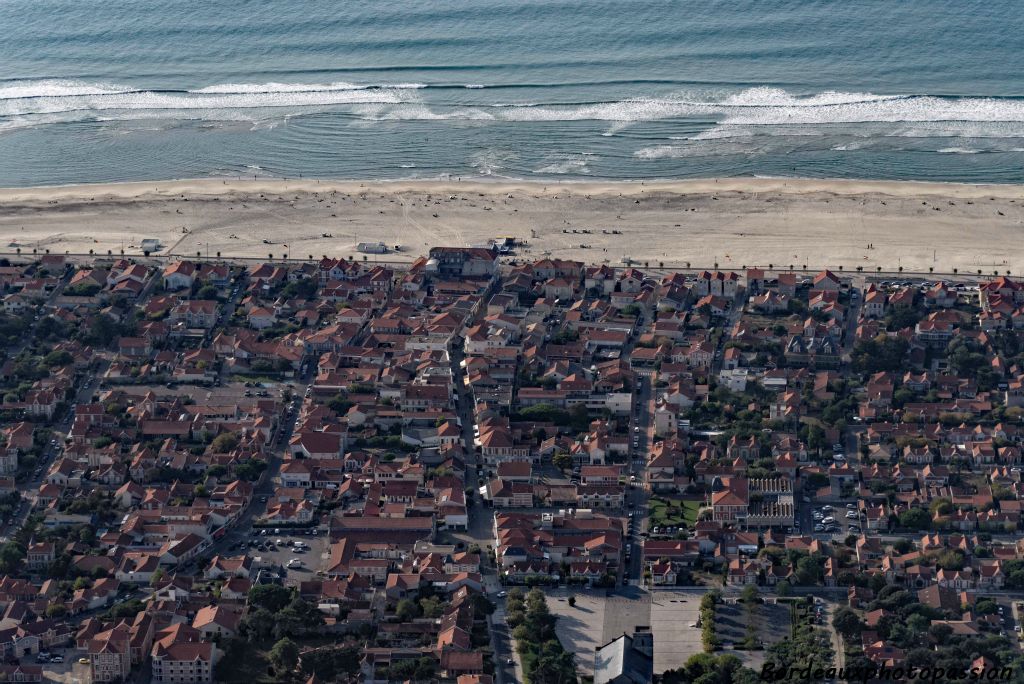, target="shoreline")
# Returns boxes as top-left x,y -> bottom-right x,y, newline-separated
3,176 -> 1024,202
1,176 -> 1022,274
